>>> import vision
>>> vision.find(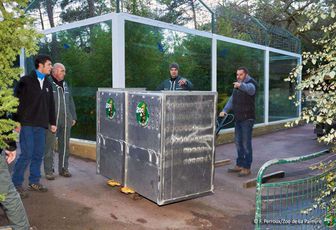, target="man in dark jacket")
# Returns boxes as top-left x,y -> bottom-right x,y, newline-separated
0,138 -> 30,229
219,67 -> 257,177
12,54 -> 57,196
44,63 -> 77,180
156,63 -> 193,90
